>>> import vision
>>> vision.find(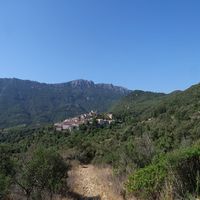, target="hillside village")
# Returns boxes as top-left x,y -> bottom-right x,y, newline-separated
54,111 -> 115,131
